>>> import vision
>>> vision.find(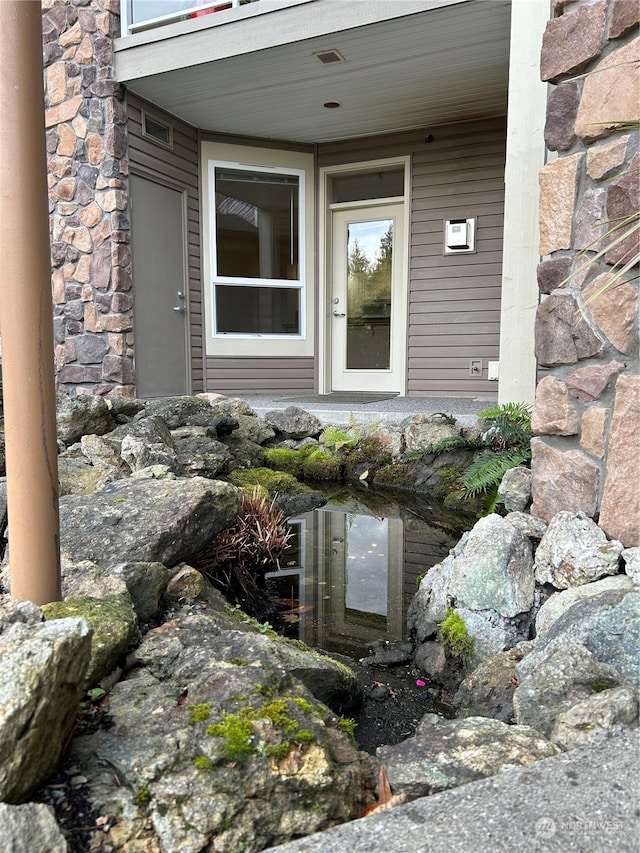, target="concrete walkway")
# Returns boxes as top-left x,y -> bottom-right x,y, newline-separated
235,393 -> 498,428
263,733 -> 640,853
